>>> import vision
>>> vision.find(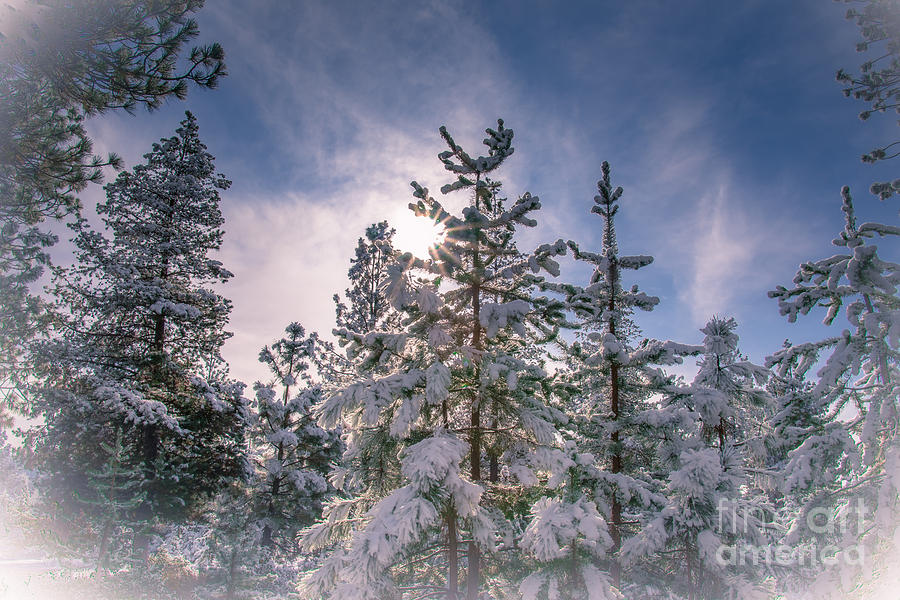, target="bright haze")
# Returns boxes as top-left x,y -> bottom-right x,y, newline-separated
79,0 -> 897,388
